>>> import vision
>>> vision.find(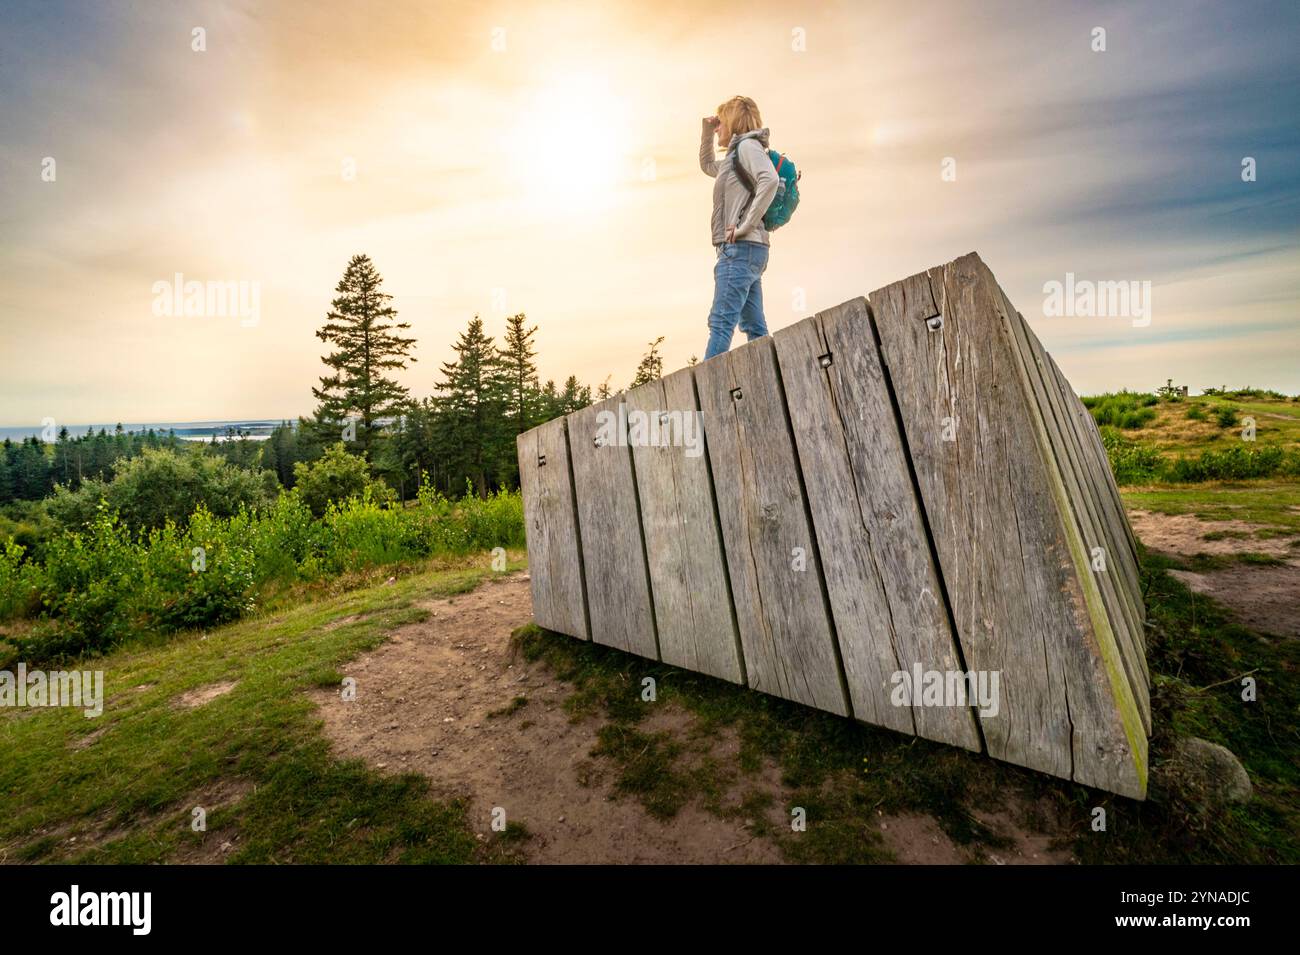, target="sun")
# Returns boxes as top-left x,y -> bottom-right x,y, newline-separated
507,74 -> 628,215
